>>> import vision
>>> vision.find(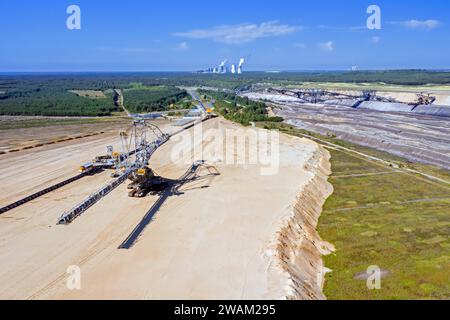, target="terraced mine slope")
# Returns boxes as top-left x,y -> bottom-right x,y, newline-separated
278,104 -> 450,170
